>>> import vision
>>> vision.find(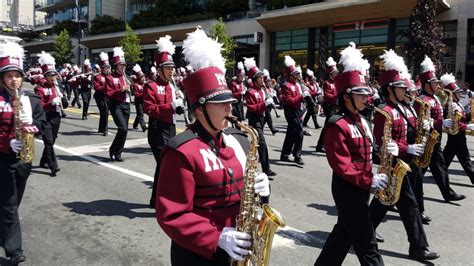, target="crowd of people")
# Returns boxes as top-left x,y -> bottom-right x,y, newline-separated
0,27 -> 473,265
